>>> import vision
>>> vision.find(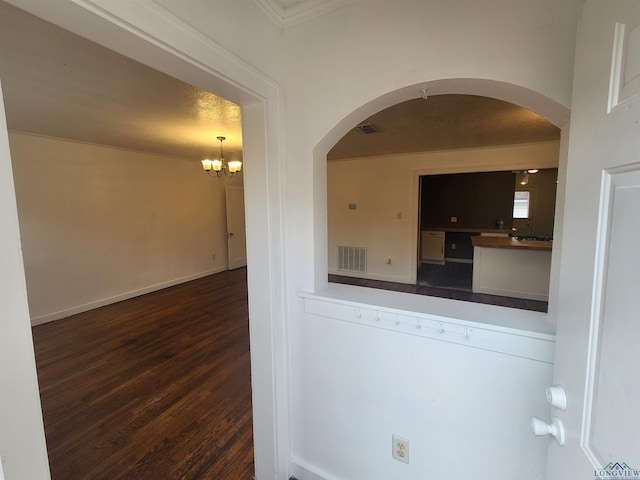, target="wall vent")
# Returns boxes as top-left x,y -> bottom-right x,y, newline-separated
337,246 -> 367,273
